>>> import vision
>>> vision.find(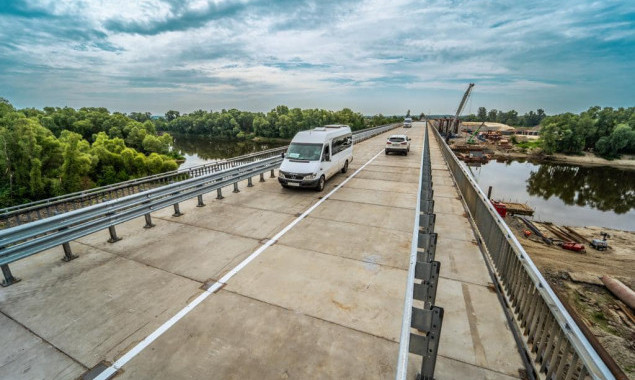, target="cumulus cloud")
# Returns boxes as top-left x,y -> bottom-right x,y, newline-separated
0,0 -> 633,114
